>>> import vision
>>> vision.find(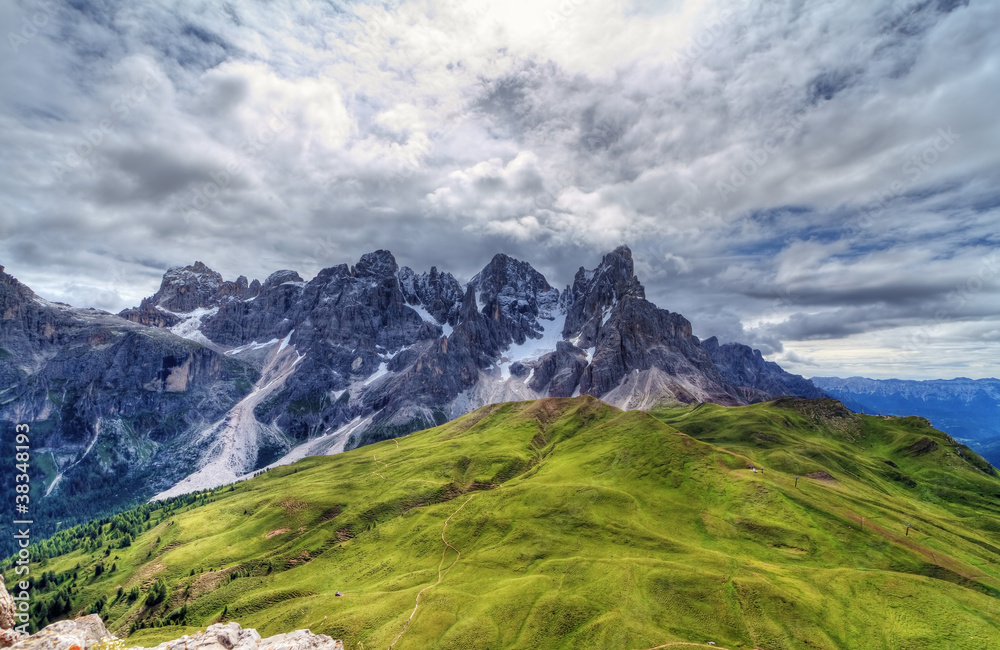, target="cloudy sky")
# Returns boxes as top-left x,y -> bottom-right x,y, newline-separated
1,0 -> 997,380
